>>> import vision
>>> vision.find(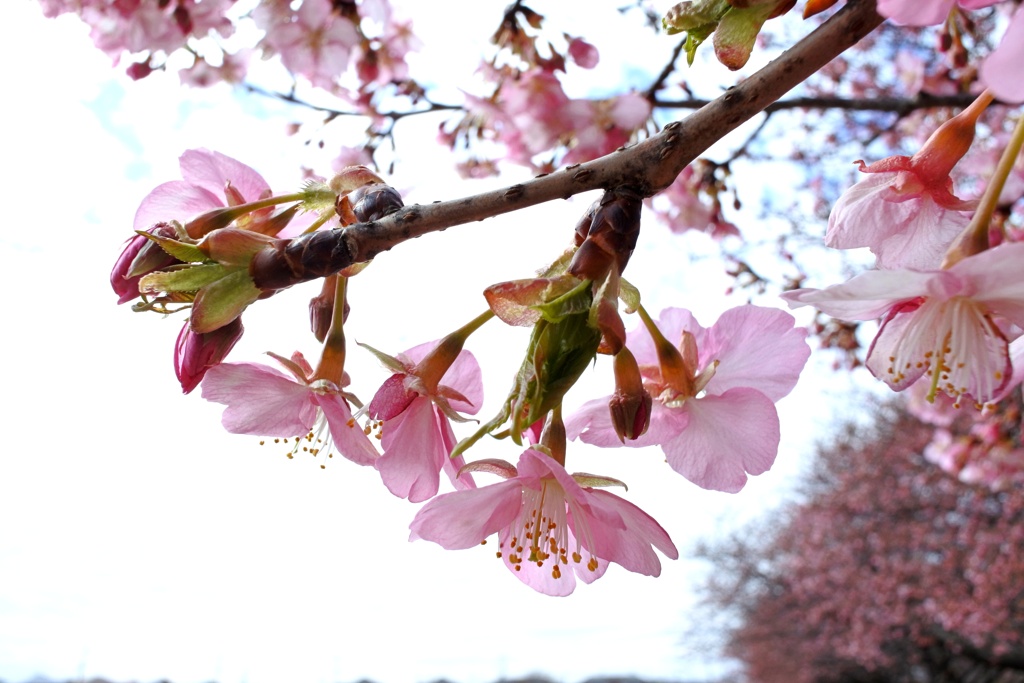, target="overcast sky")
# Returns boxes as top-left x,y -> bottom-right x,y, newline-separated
0,3 -> 870,683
